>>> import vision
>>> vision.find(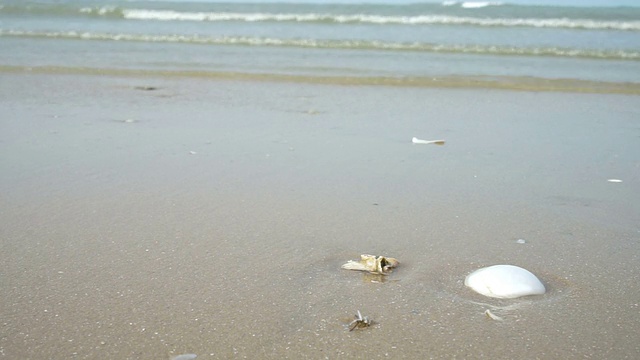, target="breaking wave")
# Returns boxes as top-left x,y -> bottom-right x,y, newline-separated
1,3 -> 638,31
2,29 -> 639,61
460,2 -> 504,9
119,10 -> 640,31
